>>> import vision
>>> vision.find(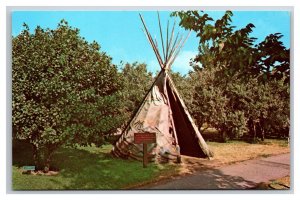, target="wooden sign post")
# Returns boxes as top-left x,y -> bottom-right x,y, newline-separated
143,143 -> 148,168
134,132 -> 156,168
